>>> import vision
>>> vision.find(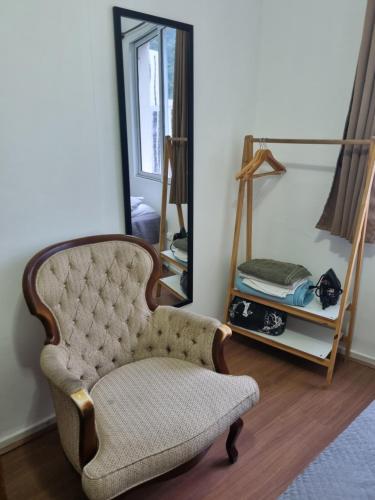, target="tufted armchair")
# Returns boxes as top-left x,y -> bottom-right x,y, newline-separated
23,235 -> 259,500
